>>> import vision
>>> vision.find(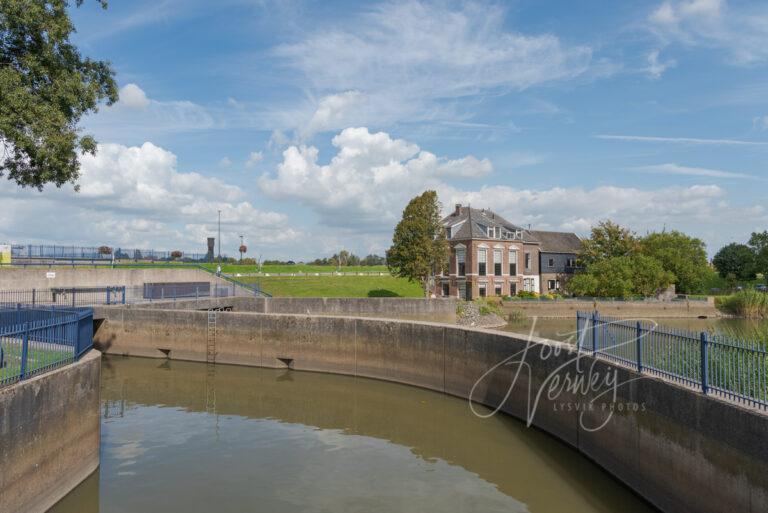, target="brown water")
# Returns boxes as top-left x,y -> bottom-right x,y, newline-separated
51,356 -> 655,513
502,317 -> 768,343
